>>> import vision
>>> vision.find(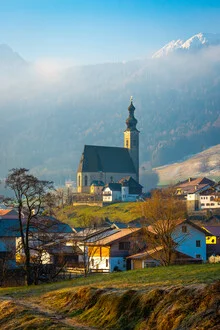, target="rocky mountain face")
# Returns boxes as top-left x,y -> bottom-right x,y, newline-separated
0,33 -> 220,185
